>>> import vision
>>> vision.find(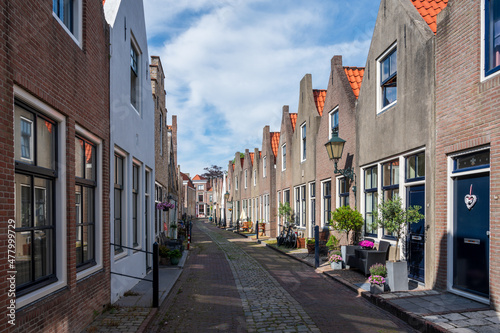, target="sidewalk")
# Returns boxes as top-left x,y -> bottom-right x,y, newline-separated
258,237 -> 499,333
82,251 -> 188,333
